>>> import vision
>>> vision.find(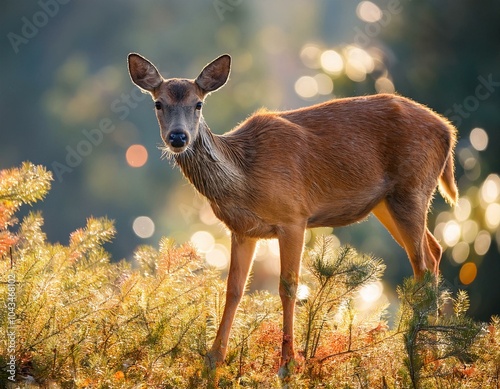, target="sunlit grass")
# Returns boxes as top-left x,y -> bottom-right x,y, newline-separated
1,163 -> 500,388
